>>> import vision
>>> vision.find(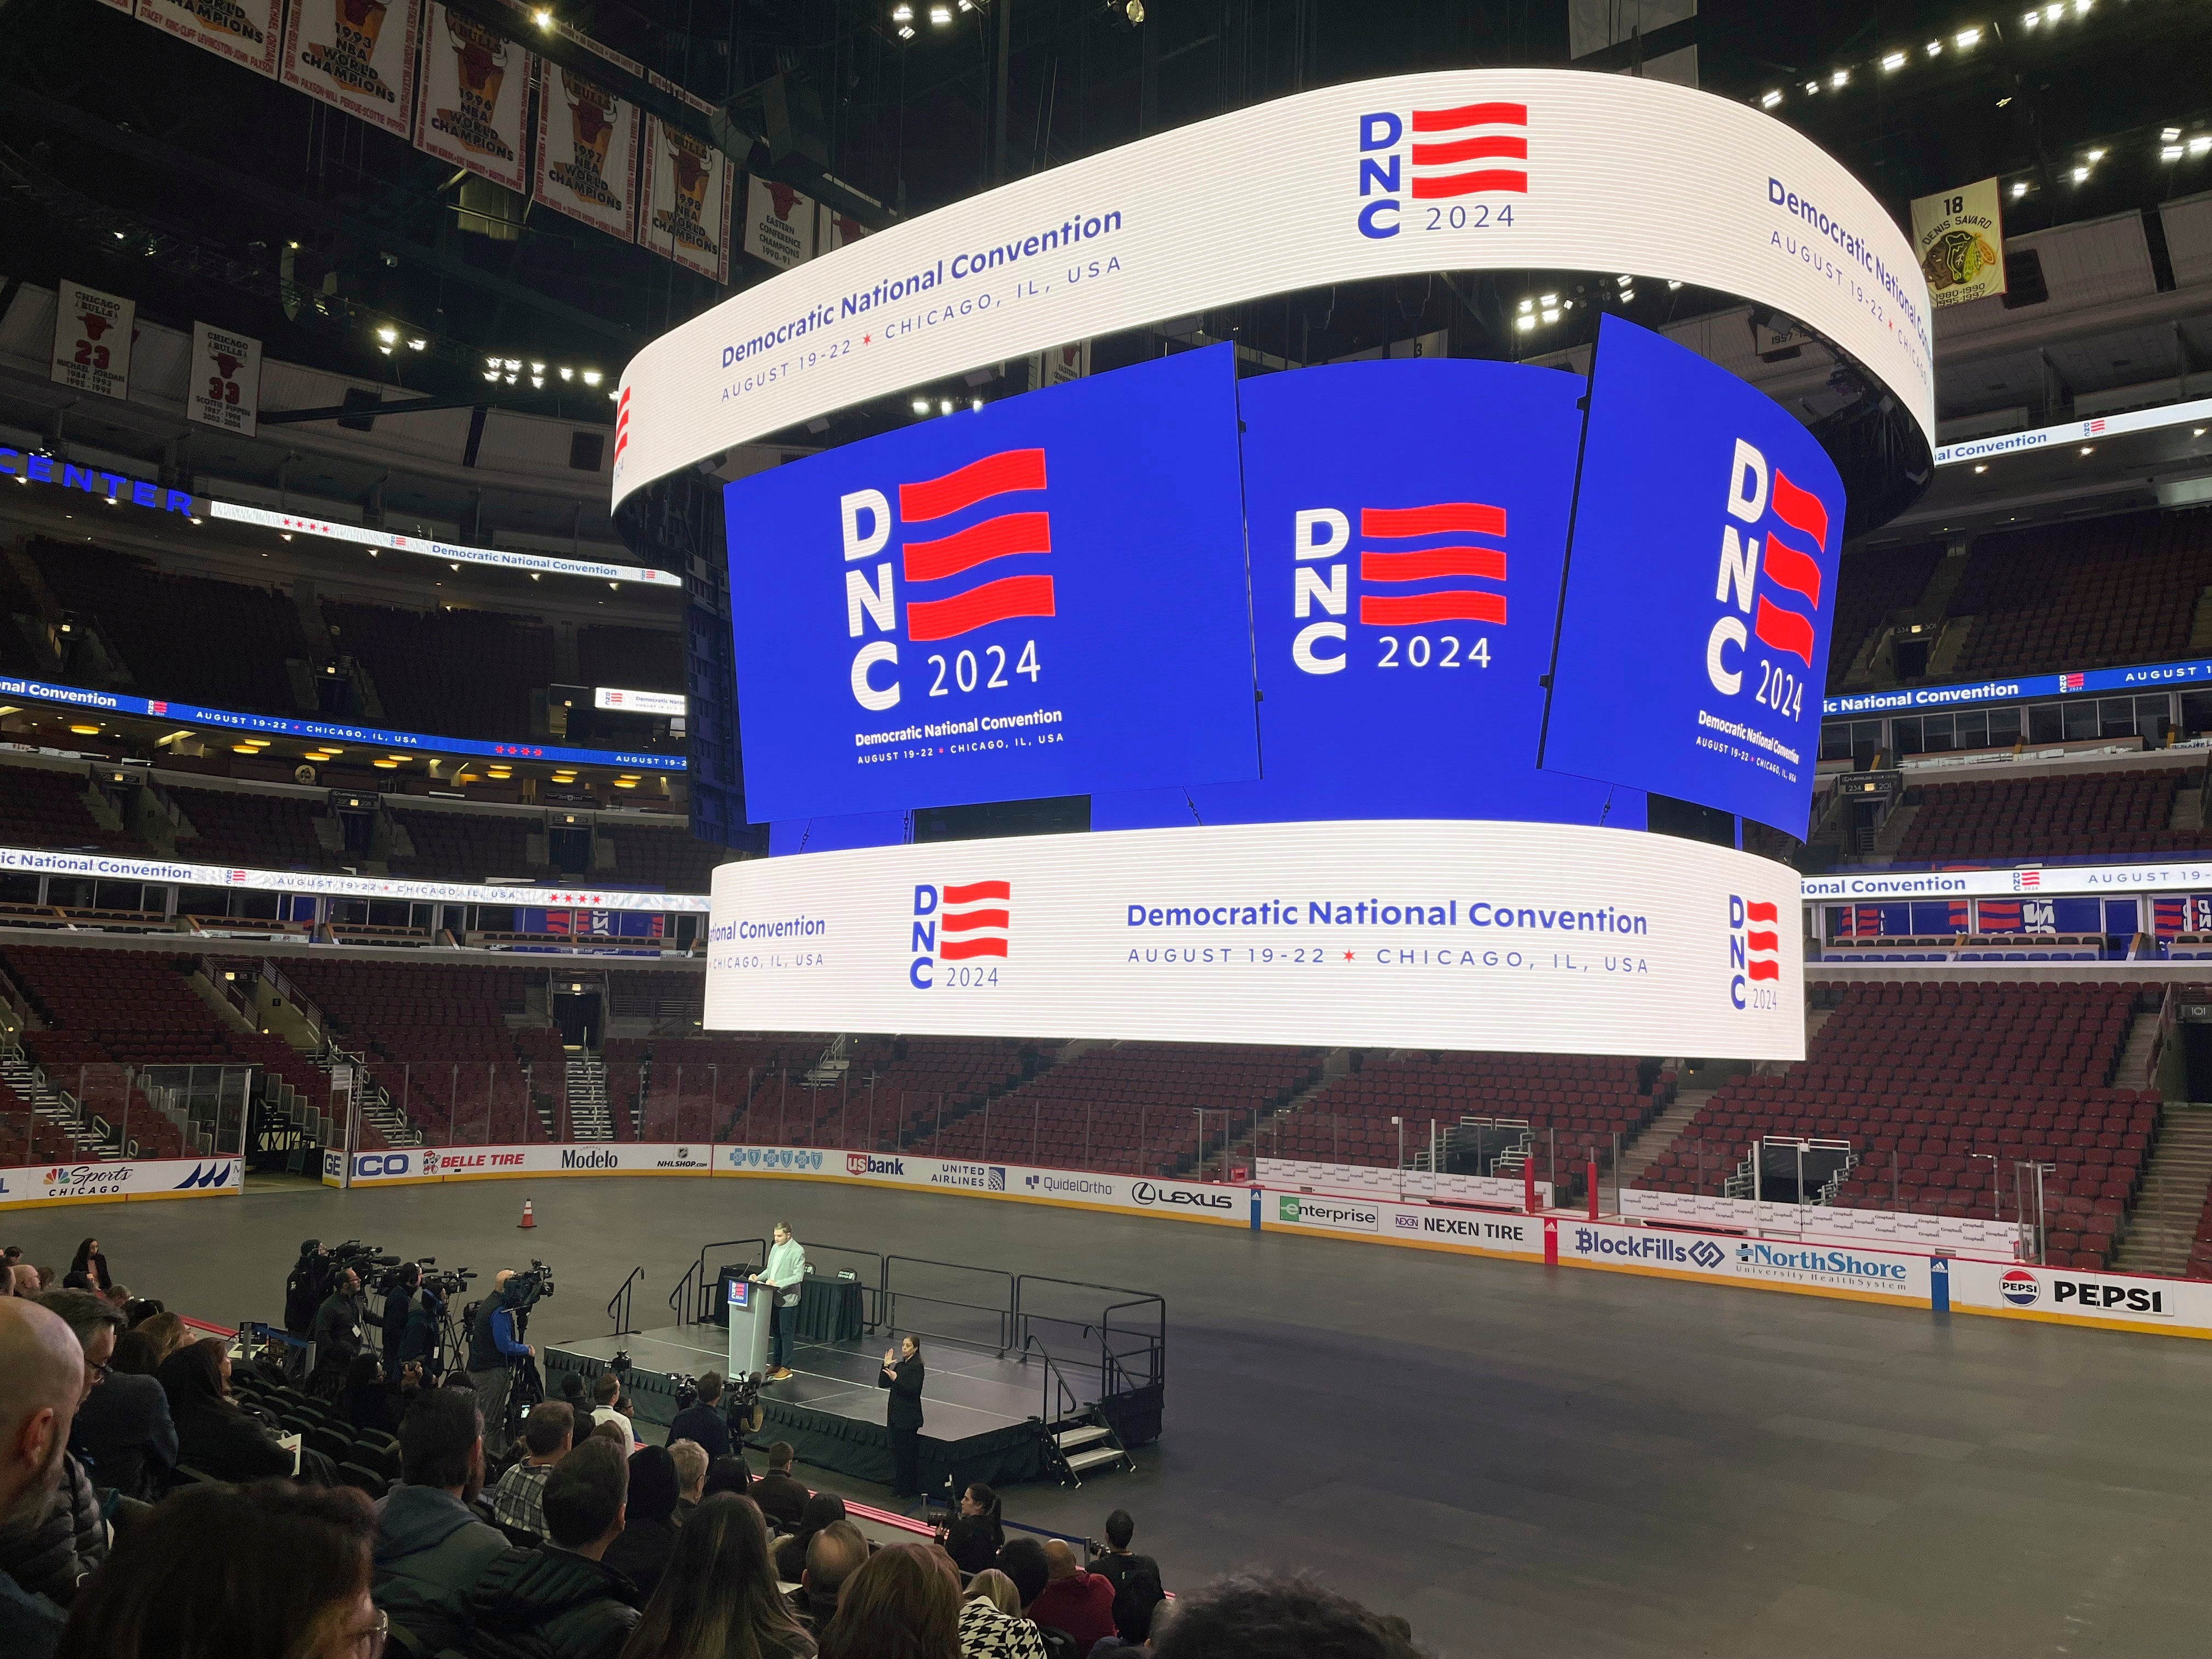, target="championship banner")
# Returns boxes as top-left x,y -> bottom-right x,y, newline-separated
741,173 -> 815,271
414,0 -> 534,193
280,0 -> 419,138
1911,178 -> 2006,308
51,280 -> 135,402
534,32 -> 644,241
188,321 -> 263,437
135,0 -> 282,78
638,75 -> 731,283
706,819 -> 1807,1059
819,201 -> 867,254
1029,340 -> 1089,391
